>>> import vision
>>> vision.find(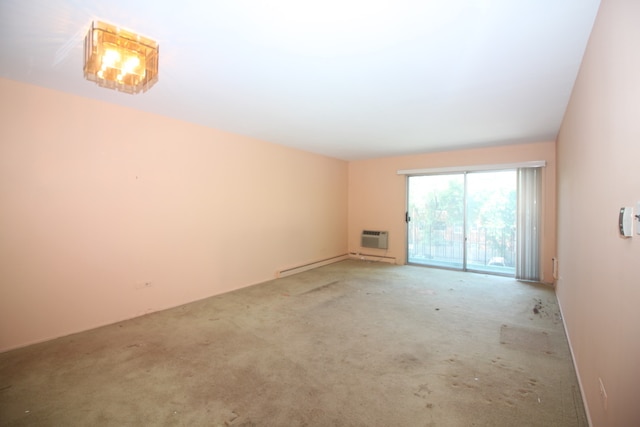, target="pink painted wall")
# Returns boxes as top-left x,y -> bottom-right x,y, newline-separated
0,78 -> 348,352
556,0 -> 640,425
348,142 -> 557,282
